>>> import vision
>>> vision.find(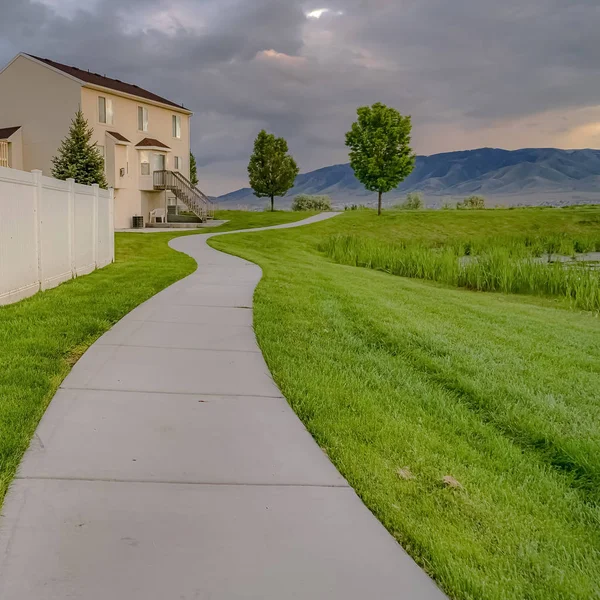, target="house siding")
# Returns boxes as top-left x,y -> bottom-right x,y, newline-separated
80,87 -> 191,228
0,55 -> 81,175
